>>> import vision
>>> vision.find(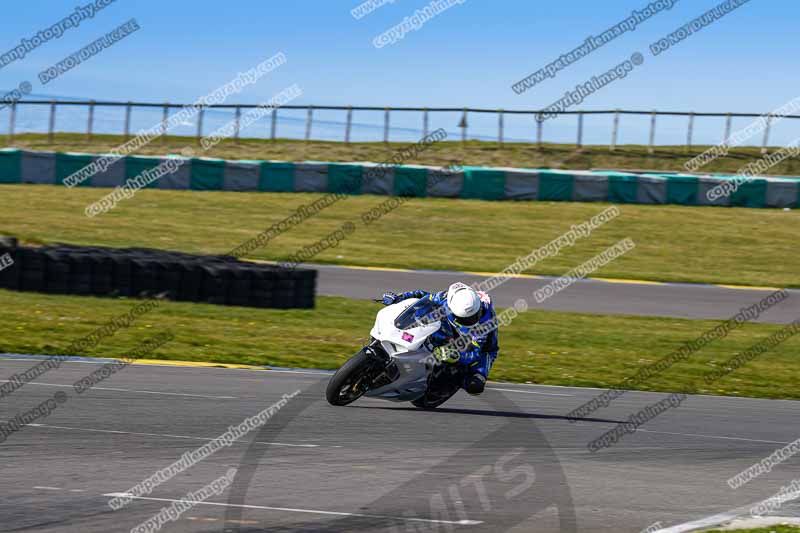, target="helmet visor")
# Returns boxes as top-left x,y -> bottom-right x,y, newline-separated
454,311 -> 480,327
